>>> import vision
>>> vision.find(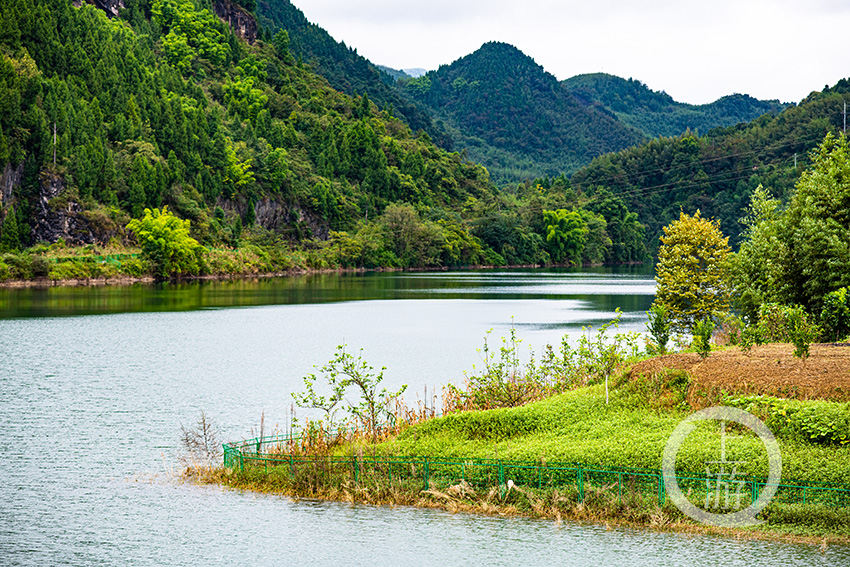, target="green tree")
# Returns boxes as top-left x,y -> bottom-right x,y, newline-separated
1,207 -> 20,252
729,185 -> 783,323
126,206 -> 203,279
544,209 -> 587,265
779,134 -> 850,314
653,210 -> 731,331
645,304 -> 671,354
273,30 -> 291,63
293,345 -> 407,442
